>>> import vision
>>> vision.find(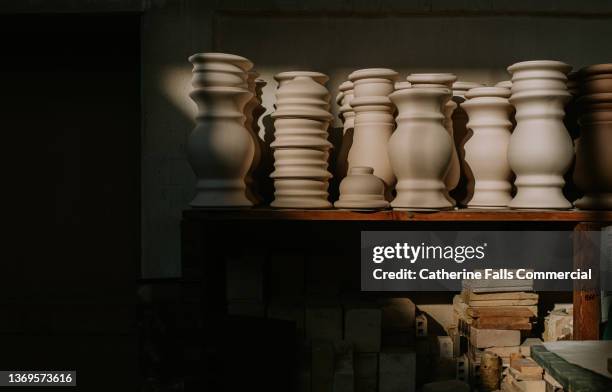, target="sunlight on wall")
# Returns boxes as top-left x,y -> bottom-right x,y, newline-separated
162,64 -> 509,136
